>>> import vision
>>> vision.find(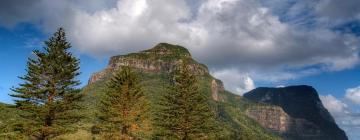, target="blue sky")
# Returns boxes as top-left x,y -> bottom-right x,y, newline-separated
0,0 -> 360,139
